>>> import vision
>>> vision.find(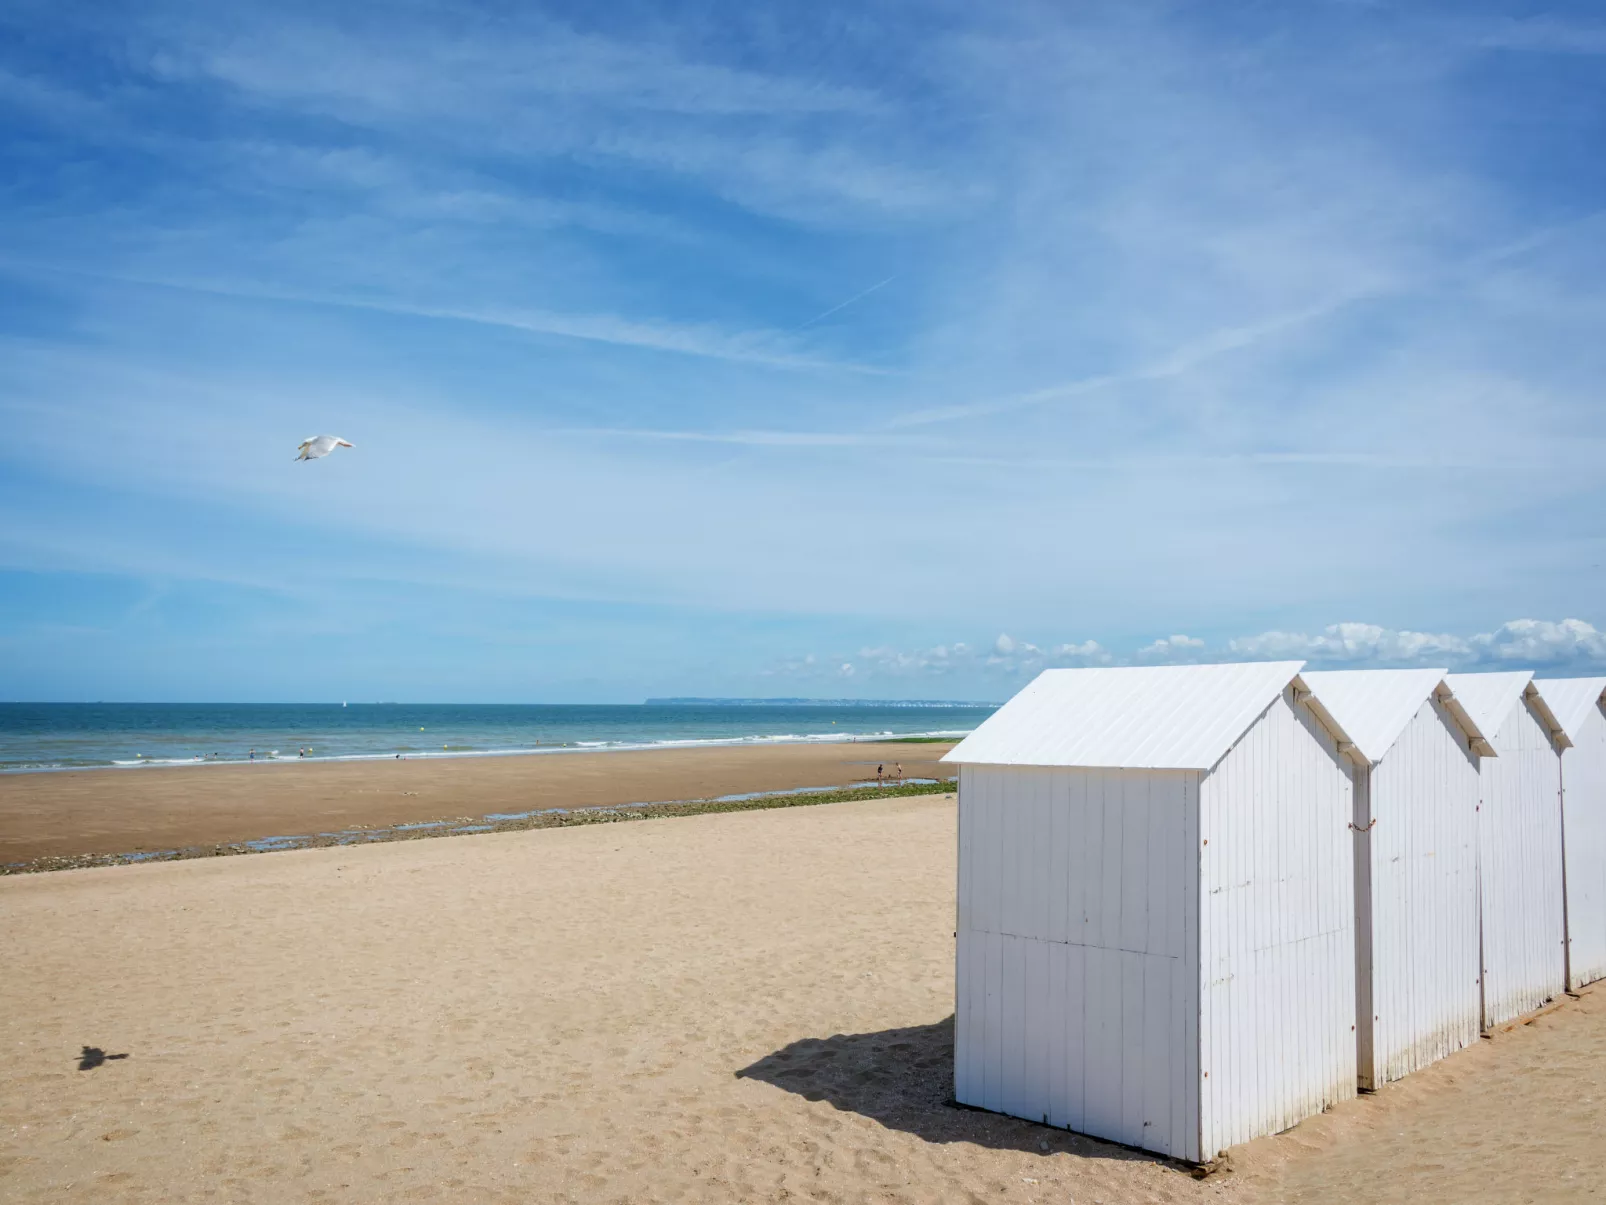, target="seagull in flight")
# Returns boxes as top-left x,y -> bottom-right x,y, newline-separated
295,435 -> 353,461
